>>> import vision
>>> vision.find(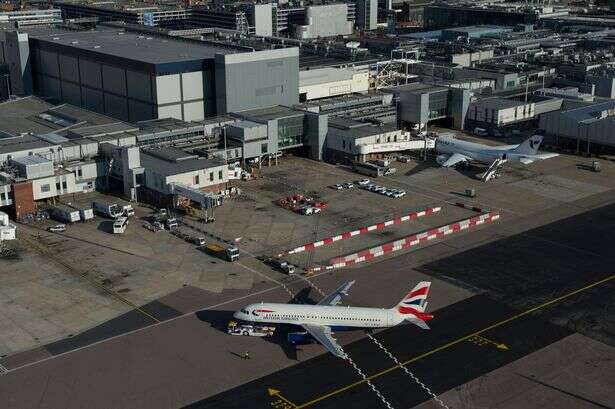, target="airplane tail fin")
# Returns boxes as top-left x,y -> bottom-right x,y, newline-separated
512,135 -> 543,155
394,281 -> 433,329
